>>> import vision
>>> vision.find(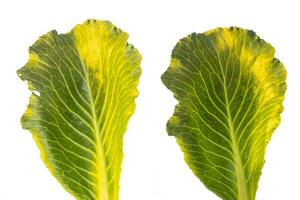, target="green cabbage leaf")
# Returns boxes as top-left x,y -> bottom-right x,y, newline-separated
161,27 -> 286,200
18,19 -> 141,200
